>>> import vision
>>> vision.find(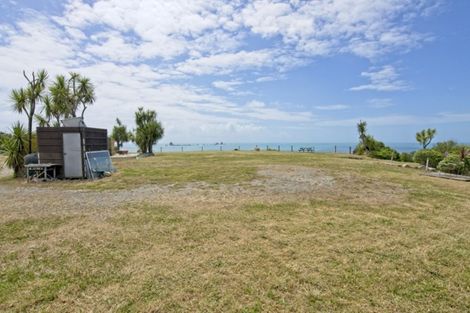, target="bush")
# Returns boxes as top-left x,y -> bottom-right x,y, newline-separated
353,143 -> 366,155
437,155 -> 465,175
433,140 -> 459,154
354,136 -> 386,155
399,152 -> 414,162
1,122 -> 28,177
370,147 -> 400,160
413,149 -> 443,168
464,156 -> 470,175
